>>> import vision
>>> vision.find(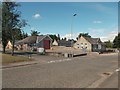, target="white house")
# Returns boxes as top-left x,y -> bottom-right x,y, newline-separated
74,36 -> 106,52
